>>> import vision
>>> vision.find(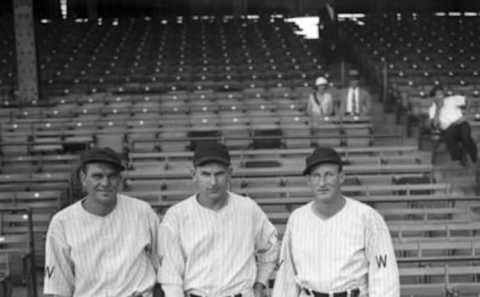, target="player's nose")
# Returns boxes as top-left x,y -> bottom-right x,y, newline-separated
99,176 -> 111,187
317,177 -> 327,186
208,175 -> 217,186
